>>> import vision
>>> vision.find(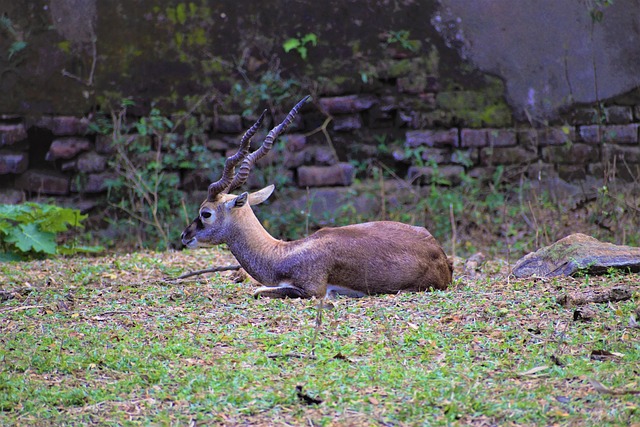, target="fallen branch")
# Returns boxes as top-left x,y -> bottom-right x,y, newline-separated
267,353 -> 317,360
166,265 -> 241,281
556,286 -> 632,307
1,305 -> 44,313
589,378 -> 640,396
